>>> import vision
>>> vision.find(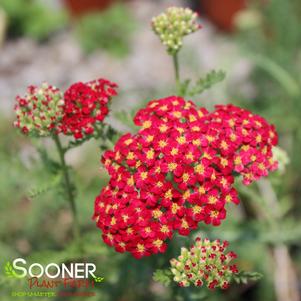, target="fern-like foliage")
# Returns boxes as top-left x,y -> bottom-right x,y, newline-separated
233,271 -> 263,284
27,174 -> 61,199
153,269 -> 172,287
180,70 -> 226,97
36,147 -> 61,175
